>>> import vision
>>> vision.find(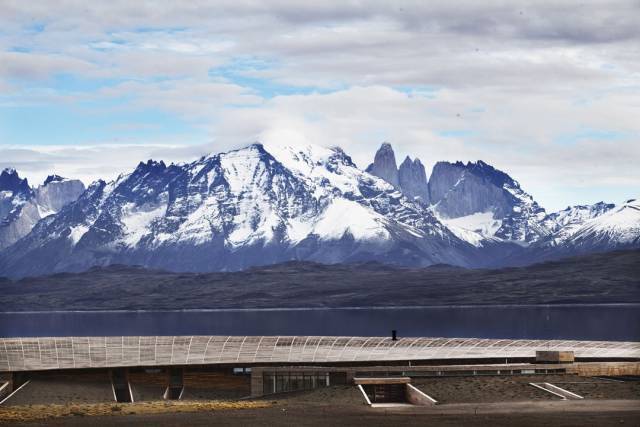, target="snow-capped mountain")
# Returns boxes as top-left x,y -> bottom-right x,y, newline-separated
542,202 -> 616,242
497,198 -> 640,266
540,198 -> 639,250
0,143 -> 475,278
364,144 -> 551,247
0,169 -> 85,250
363,143 -> 639,257
0,142 -> 637,278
